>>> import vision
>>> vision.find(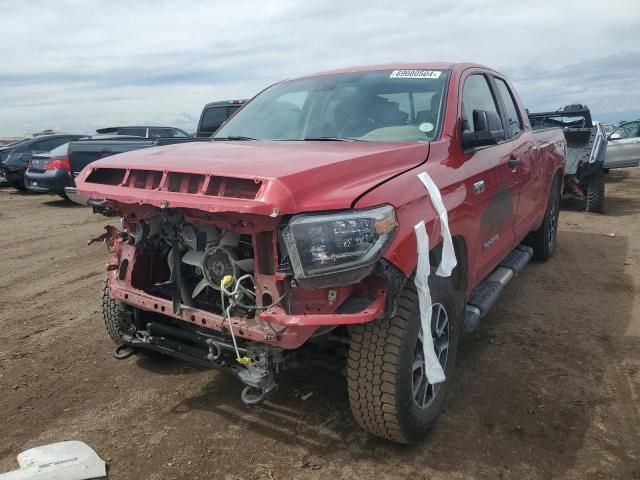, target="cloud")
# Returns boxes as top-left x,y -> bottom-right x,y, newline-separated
0,0 -> 639,135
